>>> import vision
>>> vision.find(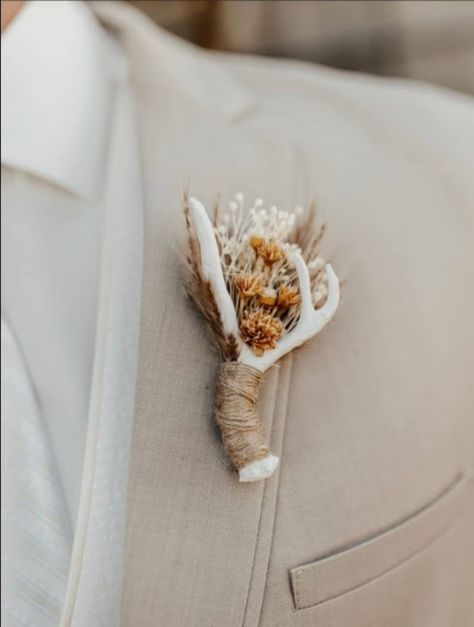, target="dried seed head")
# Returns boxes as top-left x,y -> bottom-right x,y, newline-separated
234,273 -> 263,299
239,310 -> 283,356
277,286 -> 300,308
259,287 -> 277,307
255,240 -> 284,265
249,235 -> 264,250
